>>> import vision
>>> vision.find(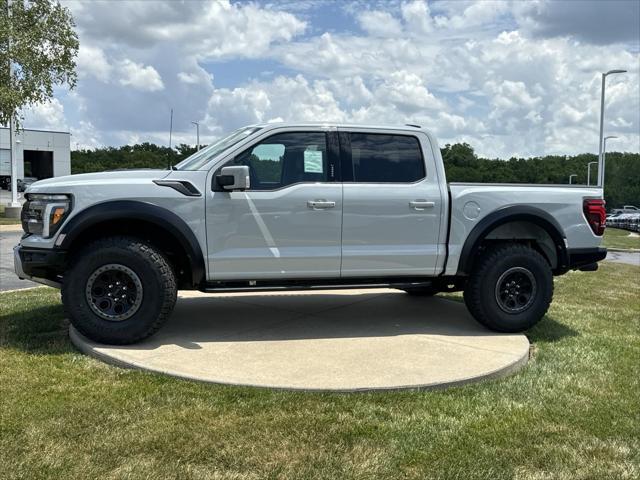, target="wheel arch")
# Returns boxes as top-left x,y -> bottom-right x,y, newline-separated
457,205 -> 568,275
58,200 -> 205,288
